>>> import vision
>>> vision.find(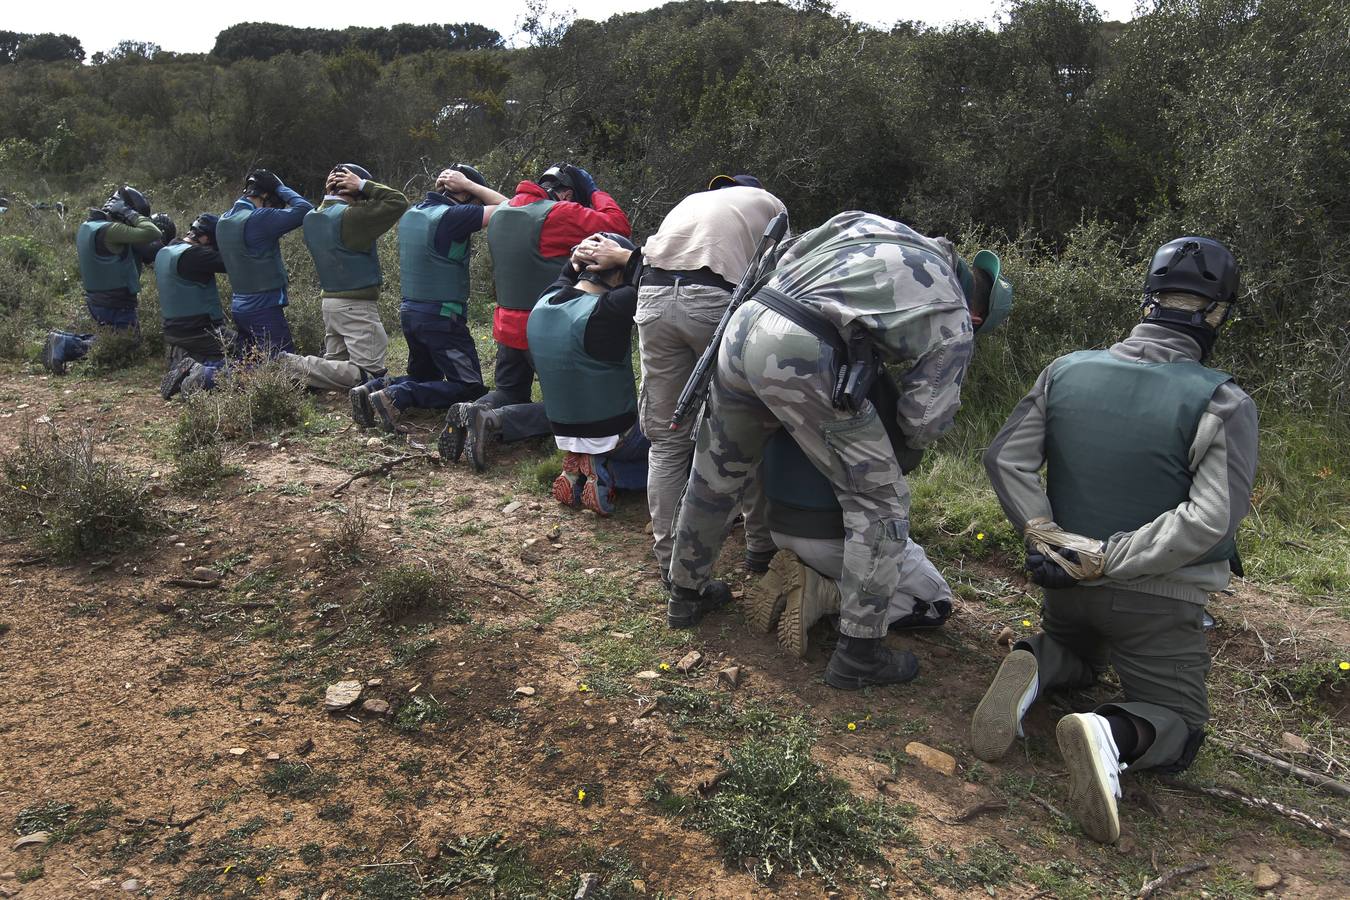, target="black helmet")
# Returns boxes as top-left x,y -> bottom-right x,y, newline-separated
576,231 -> 636,286
450,163 -> 487,188
244,169 -> 282,198
106,185 -> 151,217
151,212 -> 176,244
1144,237 -> 1239,305
537,163 -> 592,207
189,213 -> 219,240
